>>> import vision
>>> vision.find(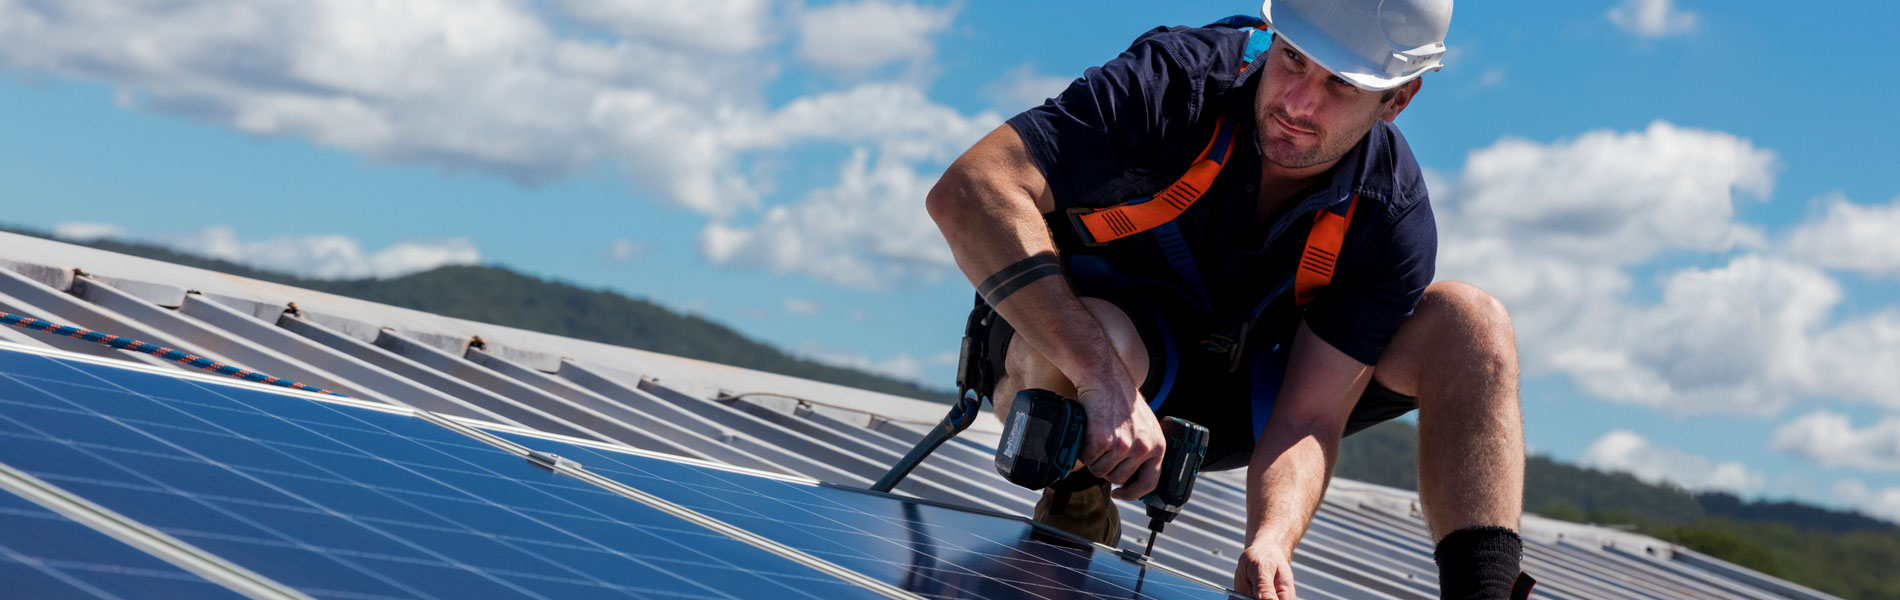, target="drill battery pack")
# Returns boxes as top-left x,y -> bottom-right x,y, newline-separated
994,389 -> 1088,490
